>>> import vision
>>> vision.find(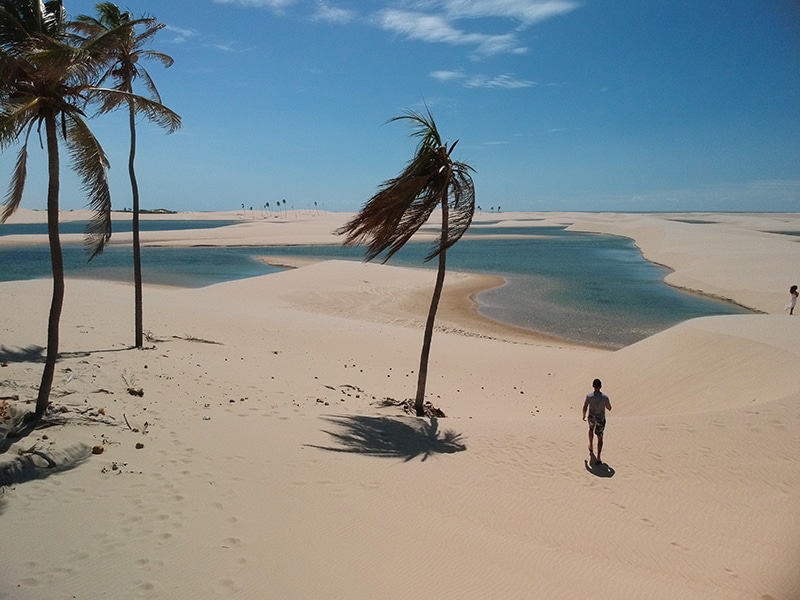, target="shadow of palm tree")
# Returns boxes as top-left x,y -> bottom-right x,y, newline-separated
0,344 -> 139,365
308,415 -> 466,462
0,443 -> 91,489
0,345 -> 45,364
